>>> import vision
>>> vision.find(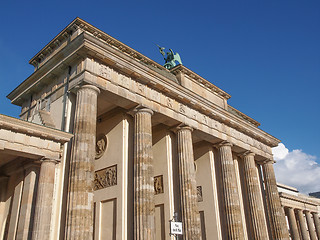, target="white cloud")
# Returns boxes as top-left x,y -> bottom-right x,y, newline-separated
272,143 -> 320,194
